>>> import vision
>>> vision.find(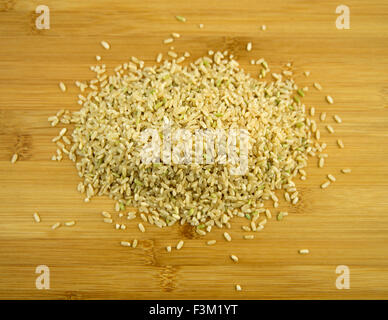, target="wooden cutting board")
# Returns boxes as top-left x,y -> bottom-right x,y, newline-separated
0,0 -> 387,299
